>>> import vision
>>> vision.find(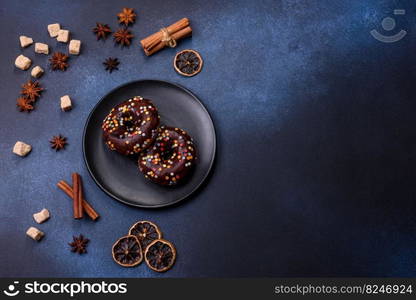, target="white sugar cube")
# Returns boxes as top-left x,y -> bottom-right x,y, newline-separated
33,209 -> 50,224
13,141 -> 32,156
69,40 -> 81,55
57,29 -> 70,43
60,95 -> 72,111
31,66 -> 44,78
35,42 -> 49,55
19,35 -> 33,48
26,227 -> 44,241
15,54 -> 31,70
47,23 -> 61,37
